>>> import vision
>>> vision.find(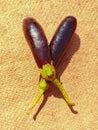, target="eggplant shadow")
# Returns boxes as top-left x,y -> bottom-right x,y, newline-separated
33,33 -> 80,120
